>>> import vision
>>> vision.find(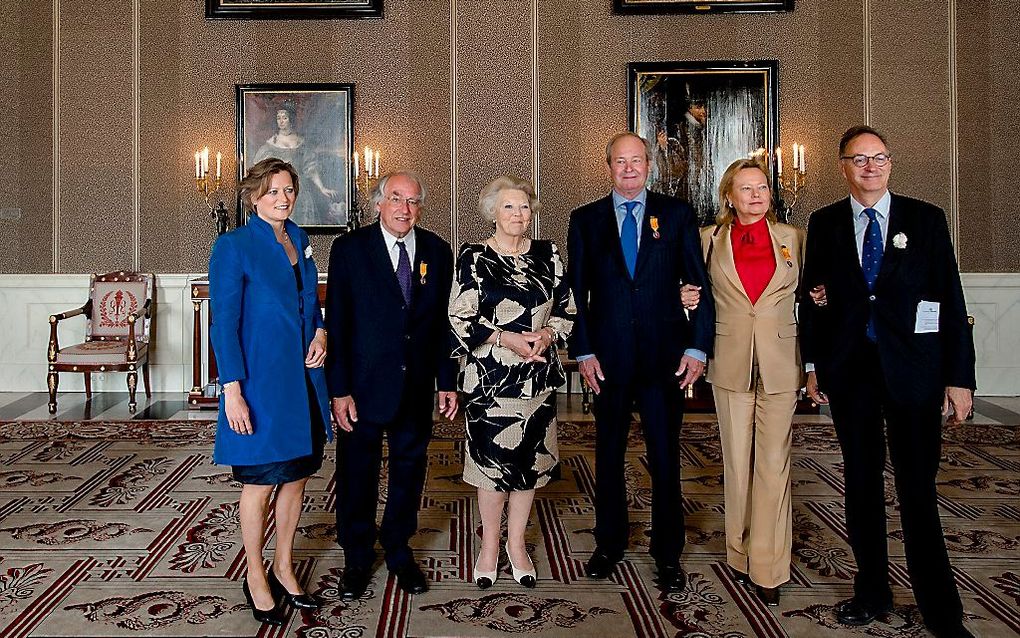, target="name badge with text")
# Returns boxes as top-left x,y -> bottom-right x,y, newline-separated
915,300 -> 940,333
